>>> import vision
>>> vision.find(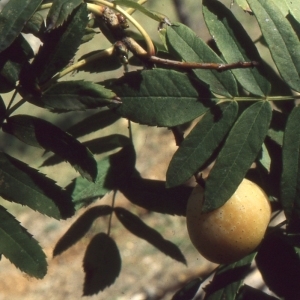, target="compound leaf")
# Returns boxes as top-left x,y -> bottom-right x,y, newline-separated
113,69 -> 214,127
3,115 -> 97,182
0,205 -> 47,278
0,0 -> 43,53
166,23 -> 237,97
203,0 -> 270,96
0,152 -> 74,219
204,101 -> 272,212
167,101 -> 238,188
